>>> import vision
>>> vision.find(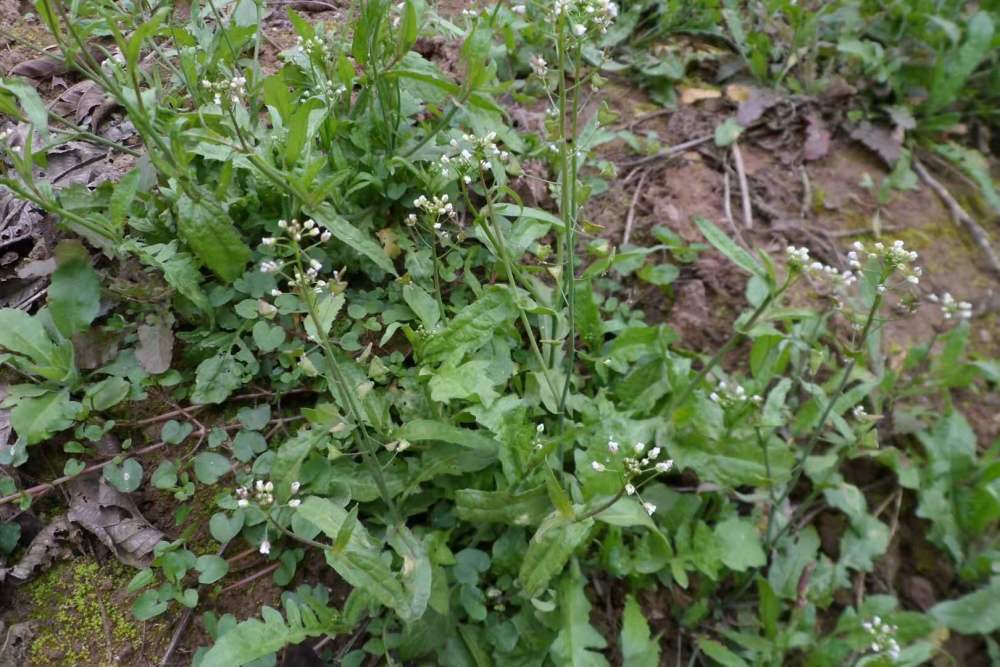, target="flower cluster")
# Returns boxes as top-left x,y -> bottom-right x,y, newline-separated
201,74 -> 247,106
296,33 -> 332,60
236,479 -> 274,508
548,0 -> 619,37
437,131 -> 510,185
928,292 -> 972,320
257,219 -> 347,297
848,240 -> 922,290
530,54 -> 548,78
786,246 -> 857,289
591,439 -> 674,515
862,616 -> 901,660
709,380 -> 762,408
